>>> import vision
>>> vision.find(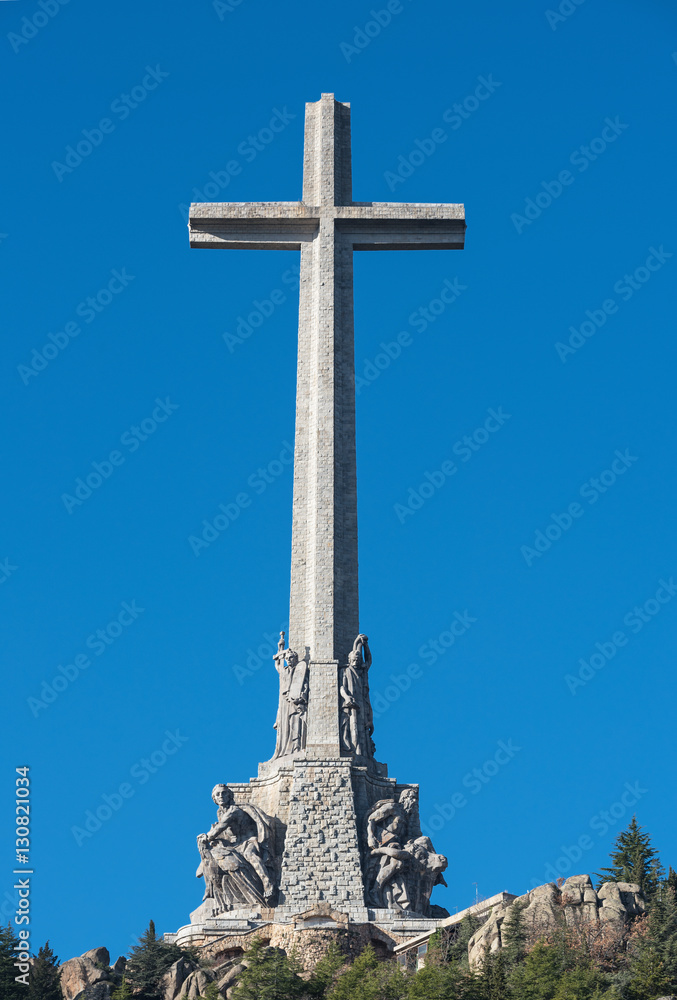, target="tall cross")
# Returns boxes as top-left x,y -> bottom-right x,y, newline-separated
189,94 -> 465,757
